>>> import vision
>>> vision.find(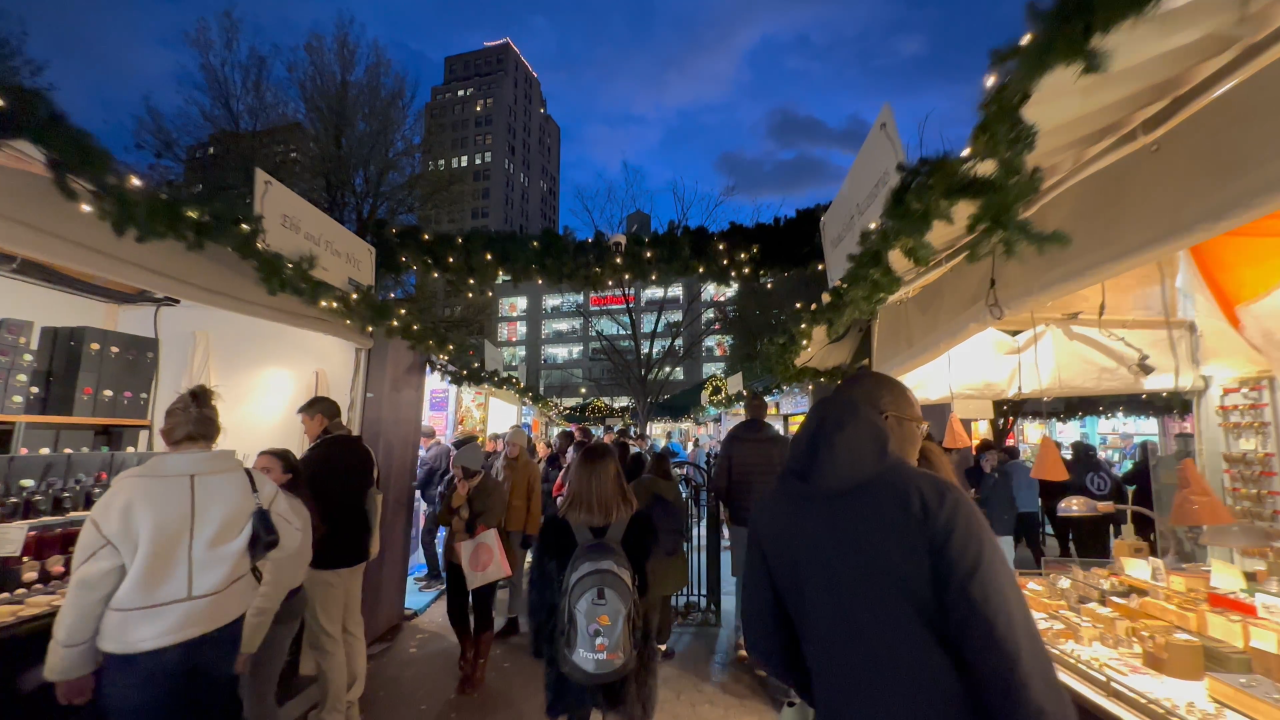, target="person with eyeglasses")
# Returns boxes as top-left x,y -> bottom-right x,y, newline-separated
742,370 -> 1071,720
